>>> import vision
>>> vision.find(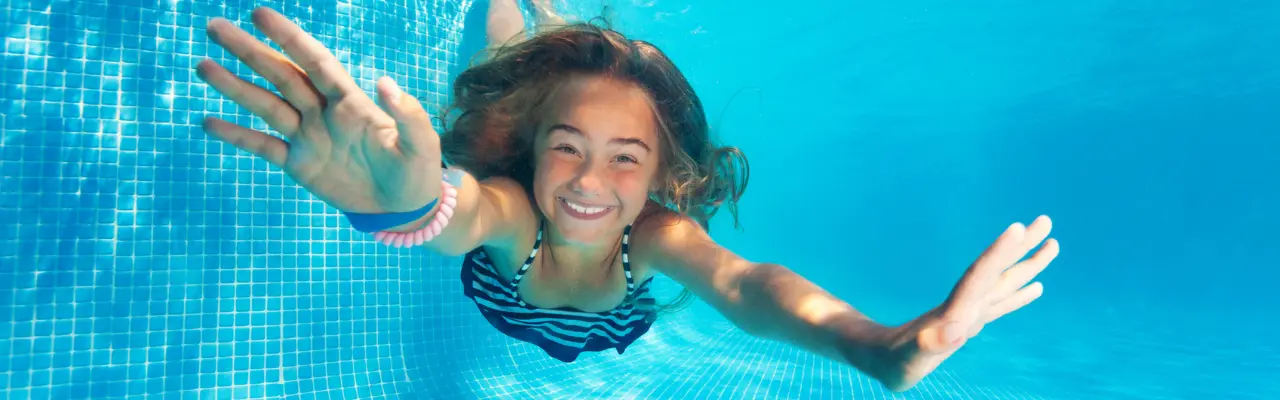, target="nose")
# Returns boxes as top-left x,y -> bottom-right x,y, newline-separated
569,164 -> 605,198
